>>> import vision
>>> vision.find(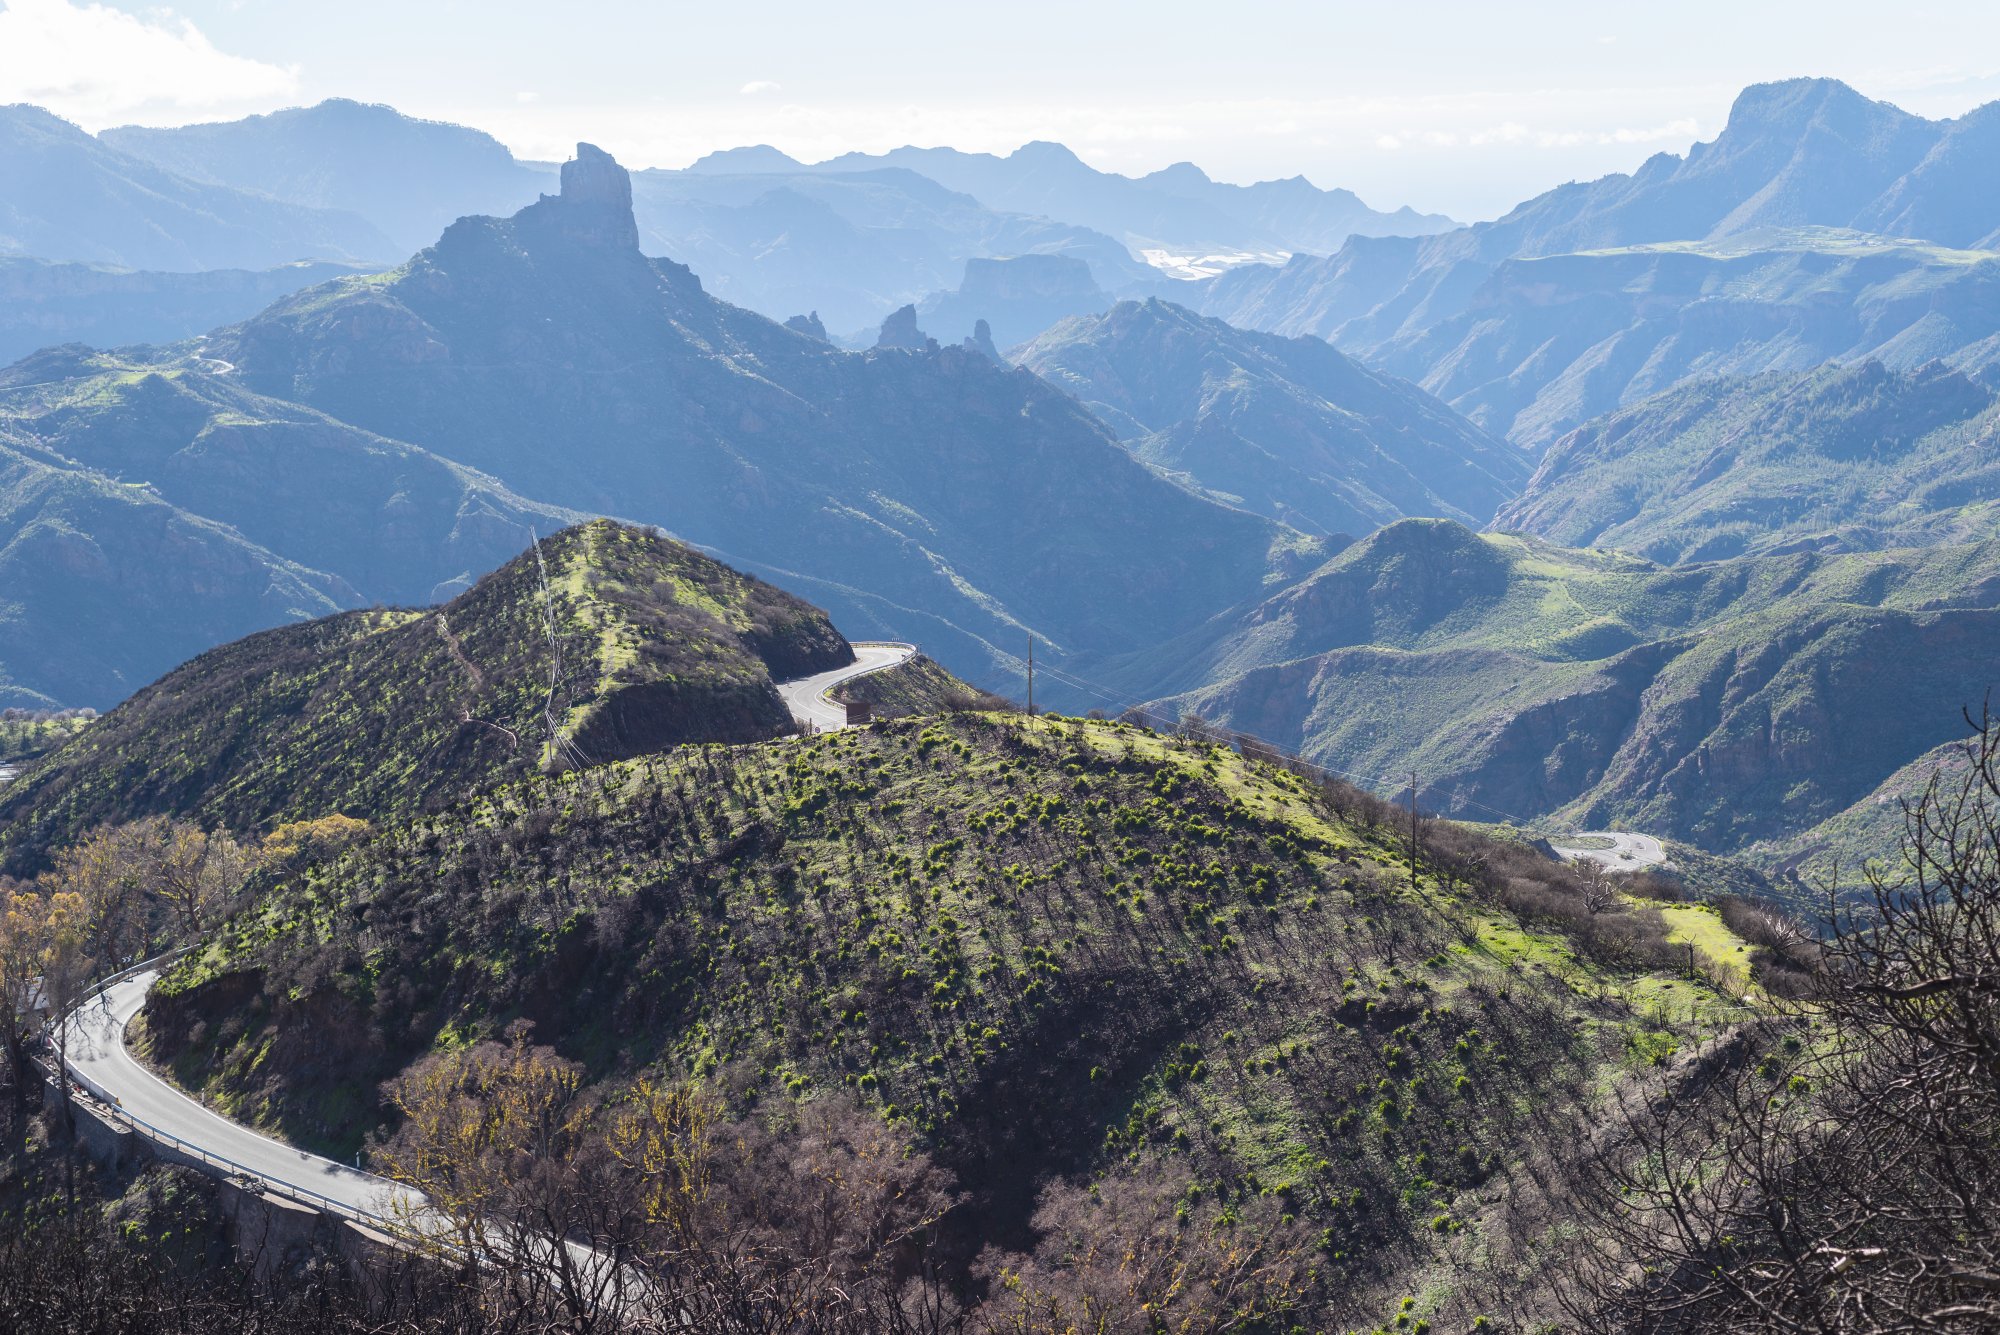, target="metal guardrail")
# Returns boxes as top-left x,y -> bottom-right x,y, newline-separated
55,959 -> 404,1234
